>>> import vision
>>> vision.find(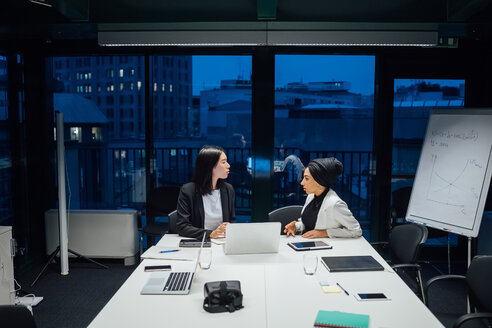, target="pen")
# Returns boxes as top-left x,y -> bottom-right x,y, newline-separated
160,250 -> 180,253
336,283 -> 349,296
